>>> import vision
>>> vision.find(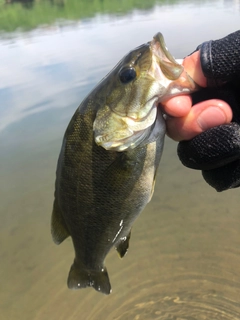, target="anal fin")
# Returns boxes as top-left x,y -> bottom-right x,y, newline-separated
116,230 -> 131,258
51,199 -> 70,244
